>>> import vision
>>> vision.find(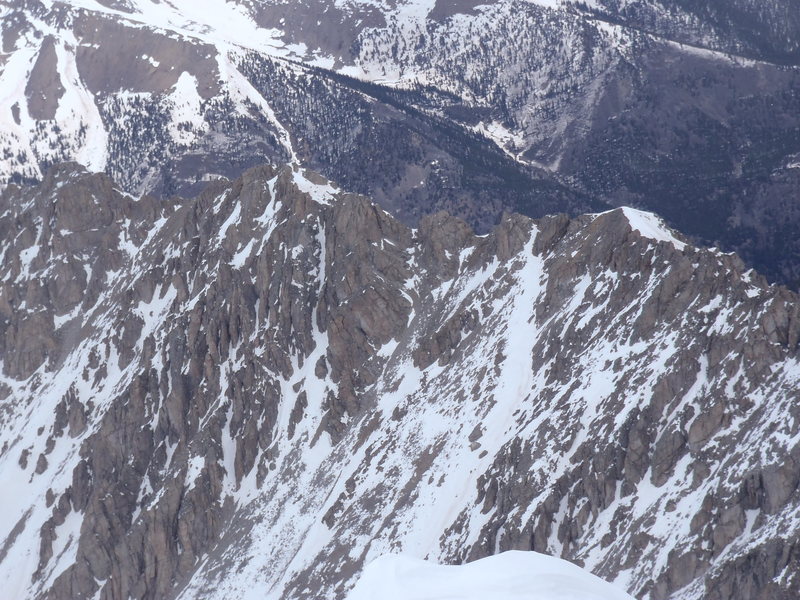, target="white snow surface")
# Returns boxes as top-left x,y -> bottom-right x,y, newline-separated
167,72 -> 208,145
620,207 -> 687,250
347,552 -> 636,600
591,207 -> 687,251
